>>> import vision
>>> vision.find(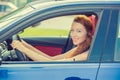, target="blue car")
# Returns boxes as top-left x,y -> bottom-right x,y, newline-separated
0,0 -> 120,80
